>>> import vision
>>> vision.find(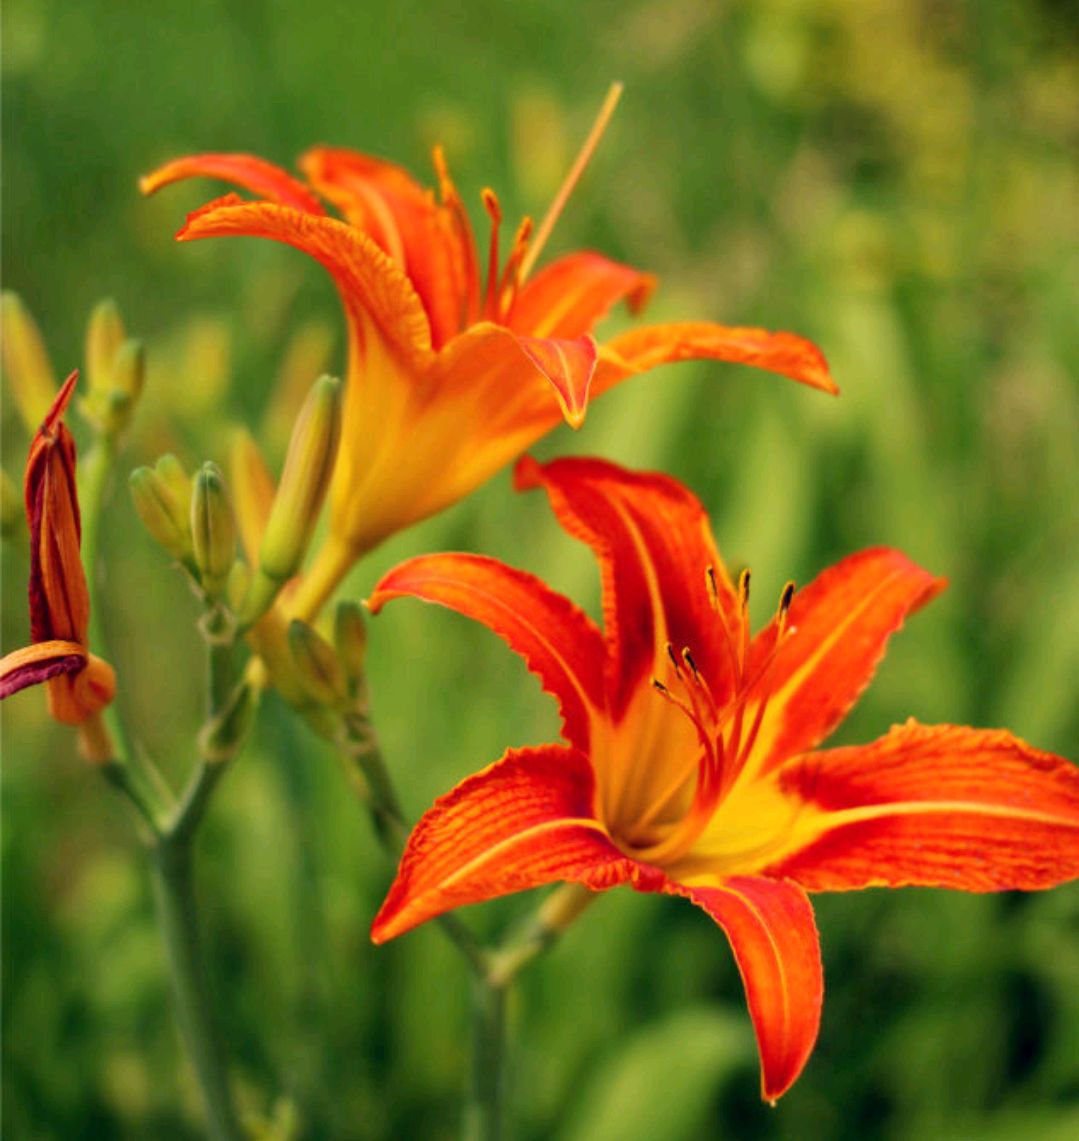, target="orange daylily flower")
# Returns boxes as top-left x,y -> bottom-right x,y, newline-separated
0,371 -> 116,726
141,92 -> 837,618
366,456 -> 1079,1102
